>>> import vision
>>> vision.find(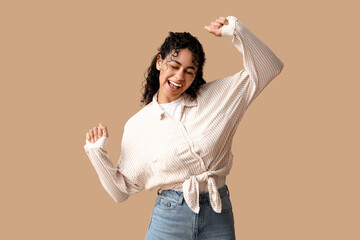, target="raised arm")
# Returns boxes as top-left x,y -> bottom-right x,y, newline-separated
84,123 -> 143,203
227,16 -> 283,101
205,16 -> 284,106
